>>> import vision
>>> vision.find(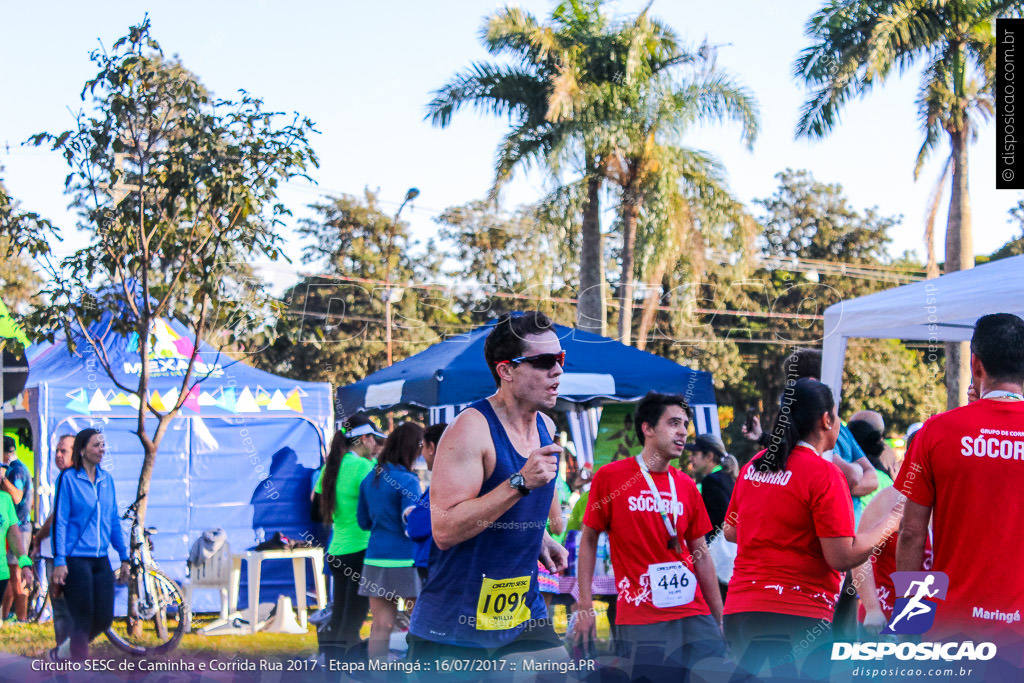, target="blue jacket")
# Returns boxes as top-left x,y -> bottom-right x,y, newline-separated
357,463 -> 421,564
53,466 -> 129,567
404,488 -> 433,569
